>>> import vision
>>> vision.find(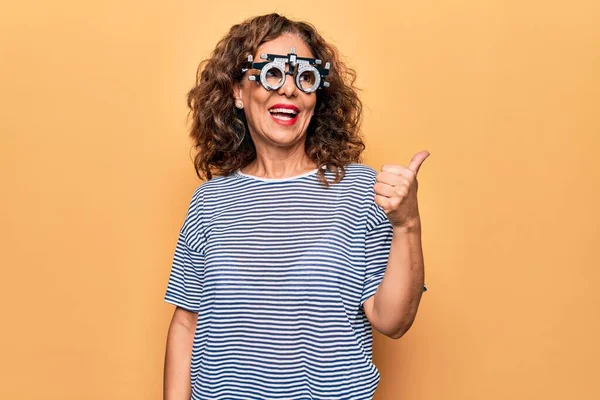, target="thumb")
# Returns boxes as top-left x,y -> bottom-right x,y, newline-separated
408,150 -> 430,175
